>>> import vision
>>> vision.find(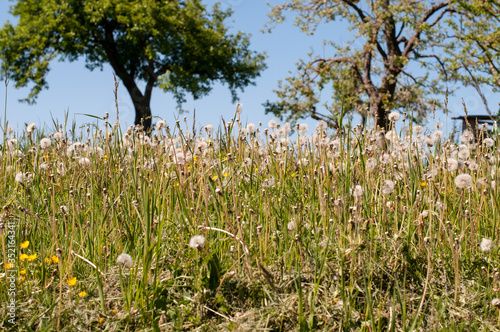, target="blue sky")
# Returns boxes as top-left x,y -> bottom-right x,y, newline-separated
0,0 -> 496,134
